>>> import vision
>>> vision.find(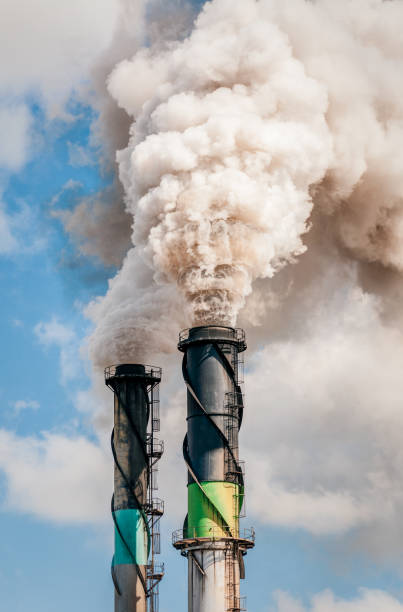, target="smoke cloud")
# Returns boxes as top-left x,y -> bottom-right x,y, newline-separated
107,0 -> 331,325
86,249 -> 187,369
54,182 -> 132,268
244,270 -> 403,540
91,0 -> 403,335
